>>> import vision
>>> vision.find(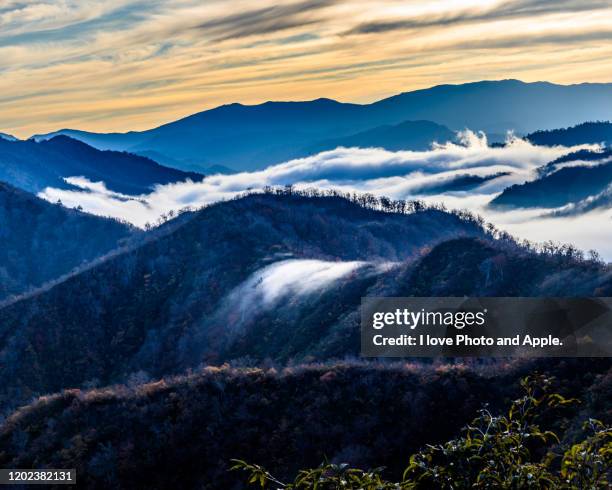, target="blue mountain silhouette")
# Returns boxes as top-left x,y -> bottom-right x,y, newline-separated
32,80 -> 612,172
